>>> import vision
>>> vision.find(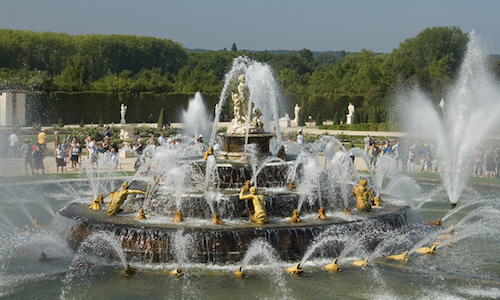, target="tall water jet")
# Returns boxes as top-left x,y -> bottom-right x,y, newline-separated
182,92 -> 212,139
400,31 -> 500,207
